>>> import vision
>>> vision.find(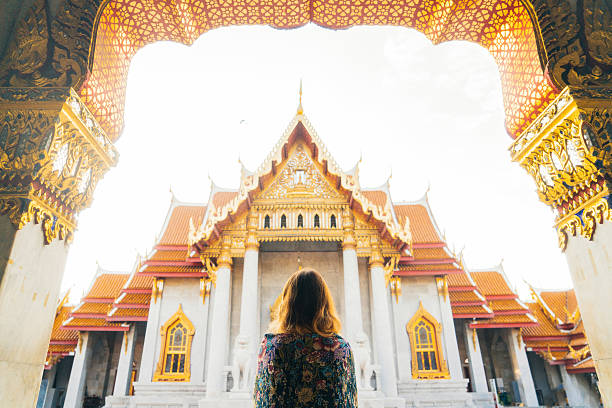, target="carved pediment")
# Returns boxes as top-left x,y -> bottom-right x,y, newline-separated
256,144 -> 343,201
